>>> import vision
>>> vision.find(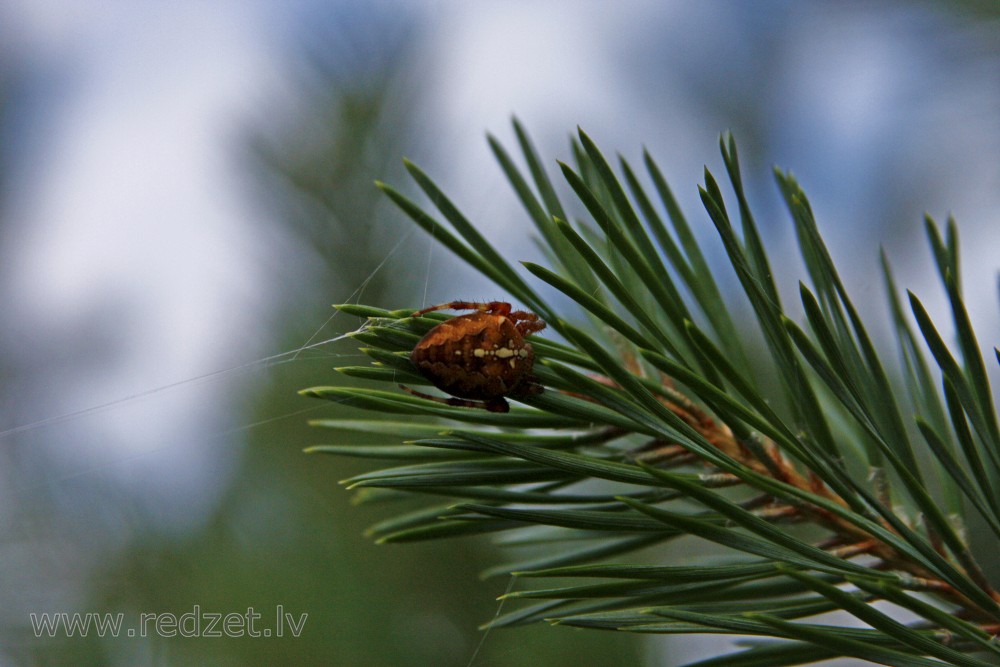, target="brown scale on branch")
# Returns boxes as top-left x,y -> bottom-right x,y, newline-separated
581,367 -> 1000,620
